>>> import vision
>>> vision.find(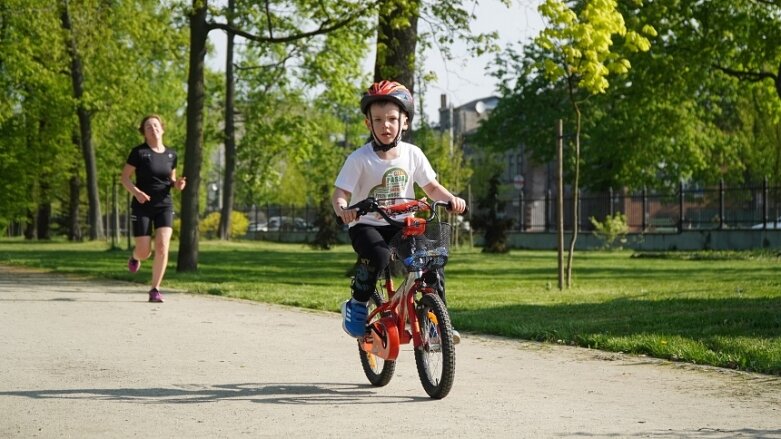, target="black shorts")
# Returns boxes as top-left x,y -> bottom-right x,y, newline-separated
131,205 -> 174,237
